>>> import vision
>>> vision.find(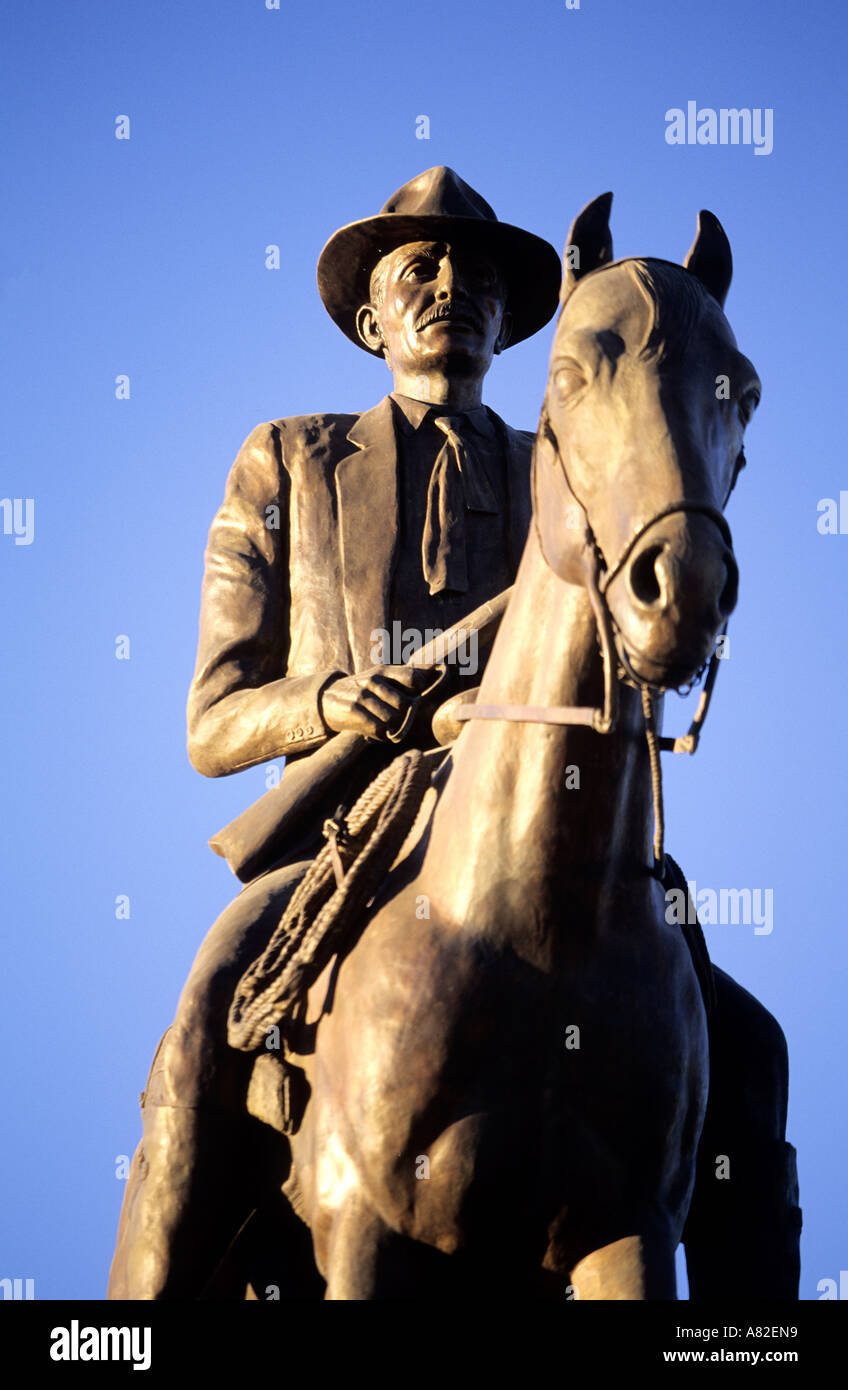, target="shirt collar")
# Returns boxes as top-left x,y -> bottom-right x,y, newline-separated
390,392 -> 497,441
